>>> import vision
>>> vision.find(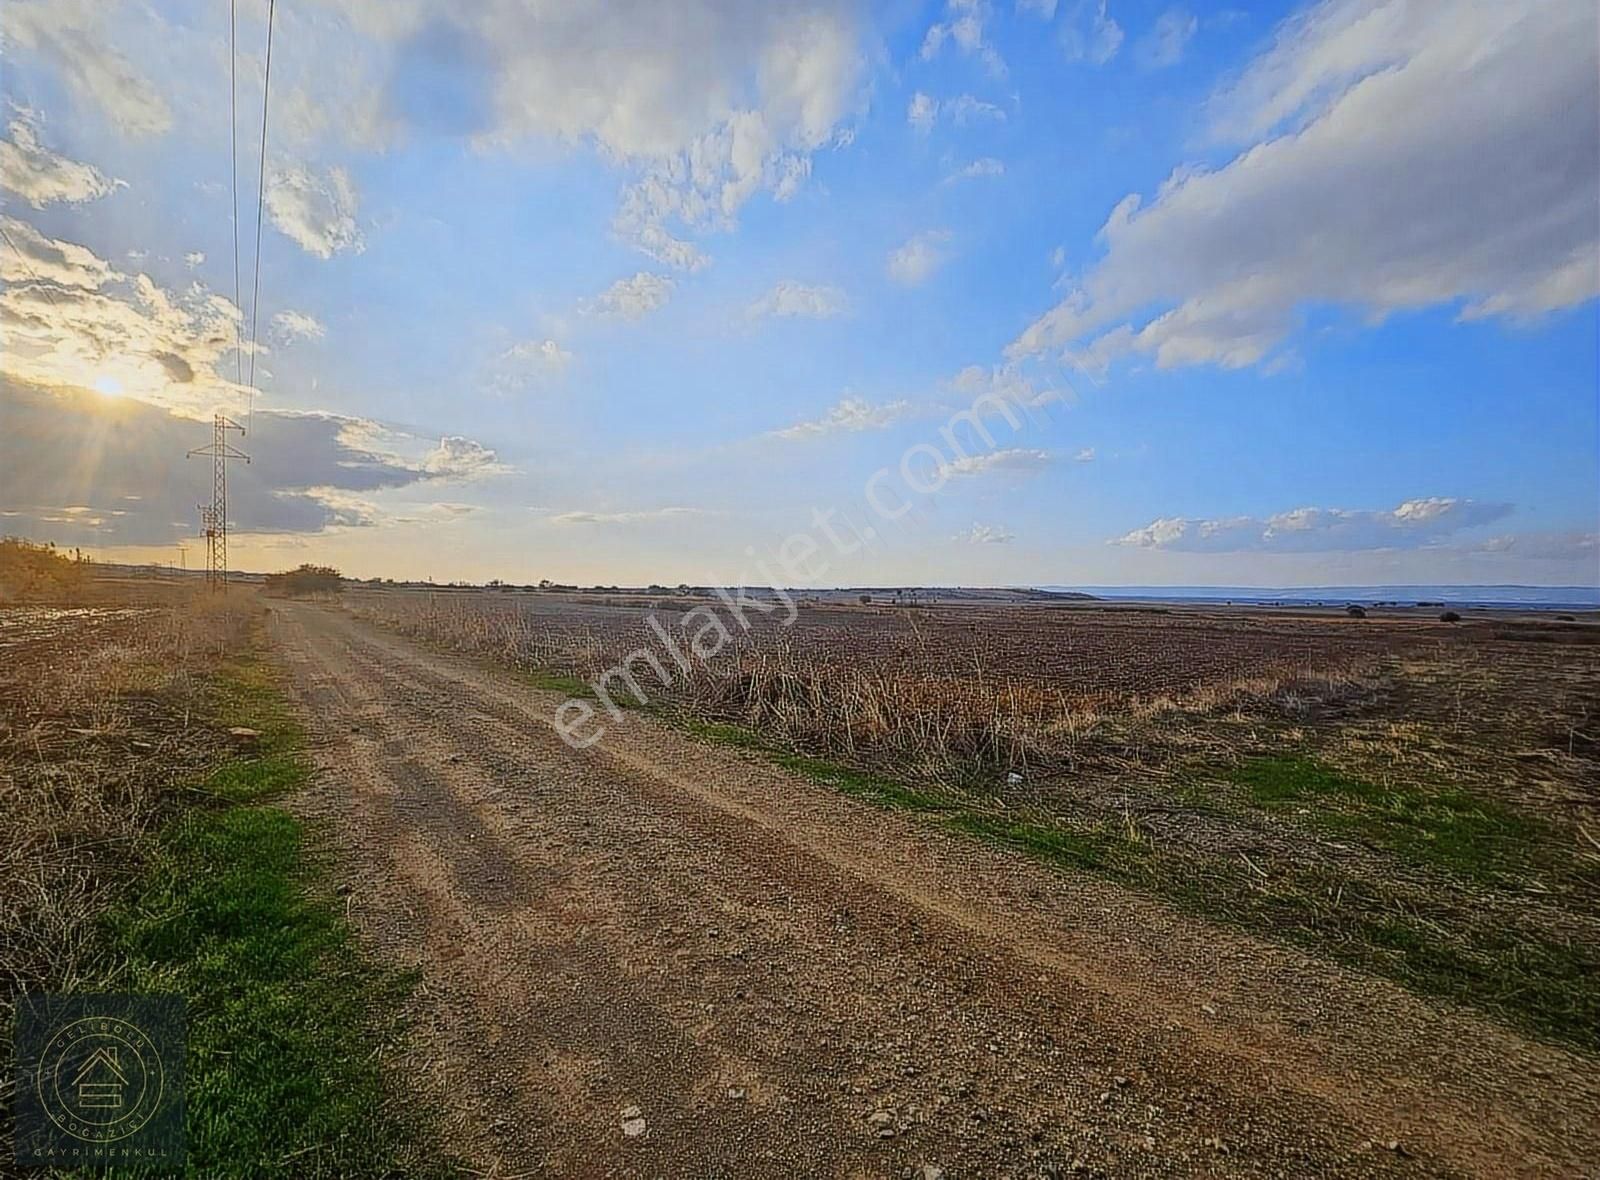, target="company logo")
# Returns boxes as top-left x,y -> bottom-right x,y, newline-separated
14,996 -> 185,1167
